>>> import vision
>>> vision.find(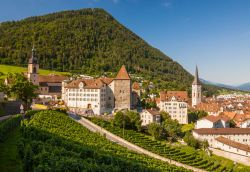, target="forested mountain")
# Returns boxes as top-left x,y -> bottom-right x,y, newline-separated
237,82 -> 250,91
0,8 -> 193,90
